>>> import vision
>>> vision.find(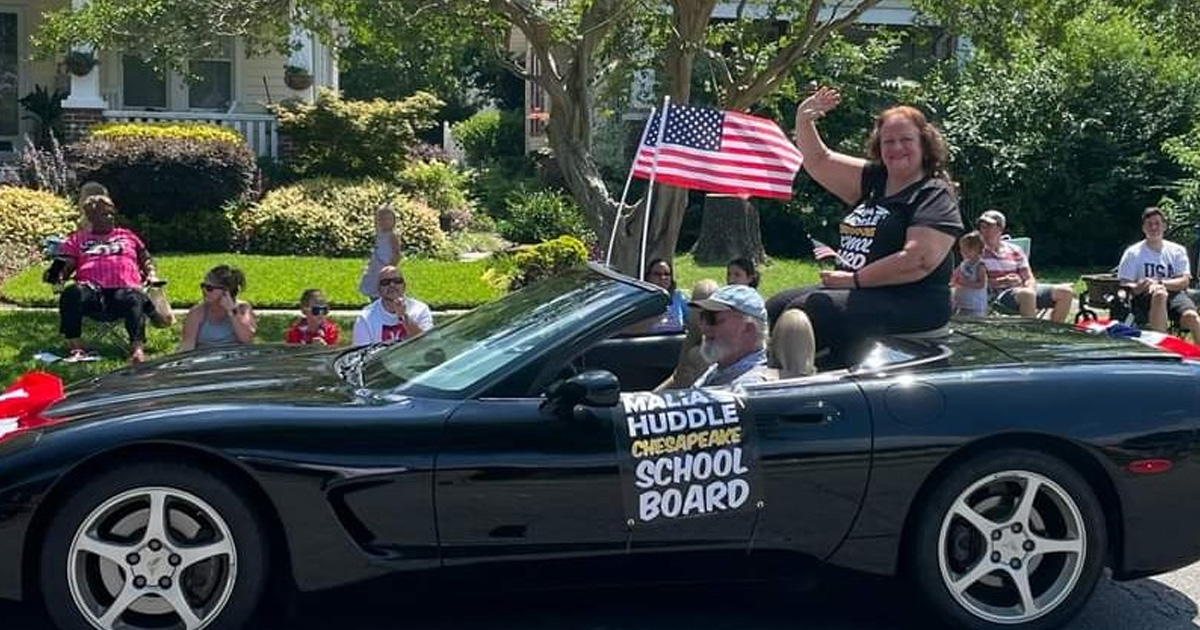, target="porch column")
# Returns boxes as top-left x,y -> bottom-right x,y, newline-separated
60,0 -> 106,141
